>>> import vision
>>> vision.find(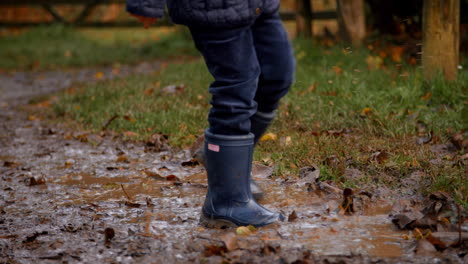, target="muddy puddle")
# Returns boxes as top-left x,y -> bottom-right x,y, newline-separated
1,71 -> 465,263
